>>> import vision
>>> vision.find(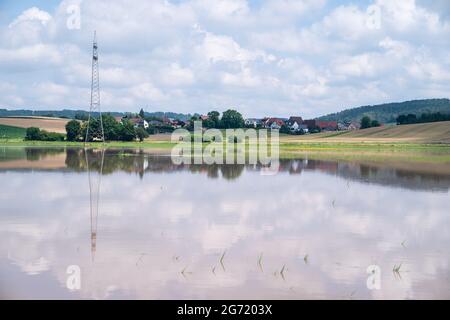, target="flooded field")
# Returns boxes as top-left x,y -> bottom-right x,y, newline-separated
0,147 -> 449,299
